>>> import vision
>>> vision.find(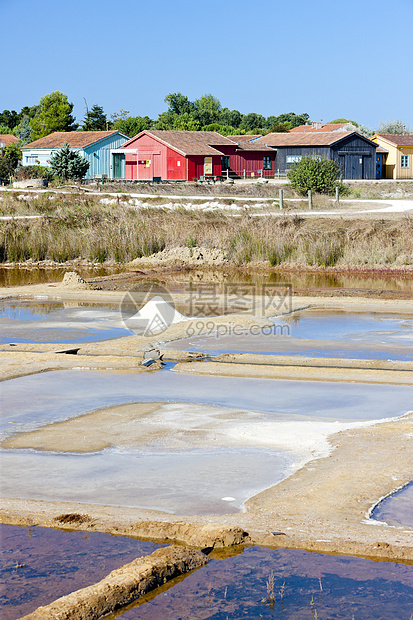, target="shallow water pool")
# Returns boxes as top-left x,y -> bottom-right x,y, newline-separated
373,482 -> 413,528
0,300 -> 132,343
165,310 -> 413,361
1,370 -> 412,515
113,546 -> 413,619
0,524 -> 163,620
